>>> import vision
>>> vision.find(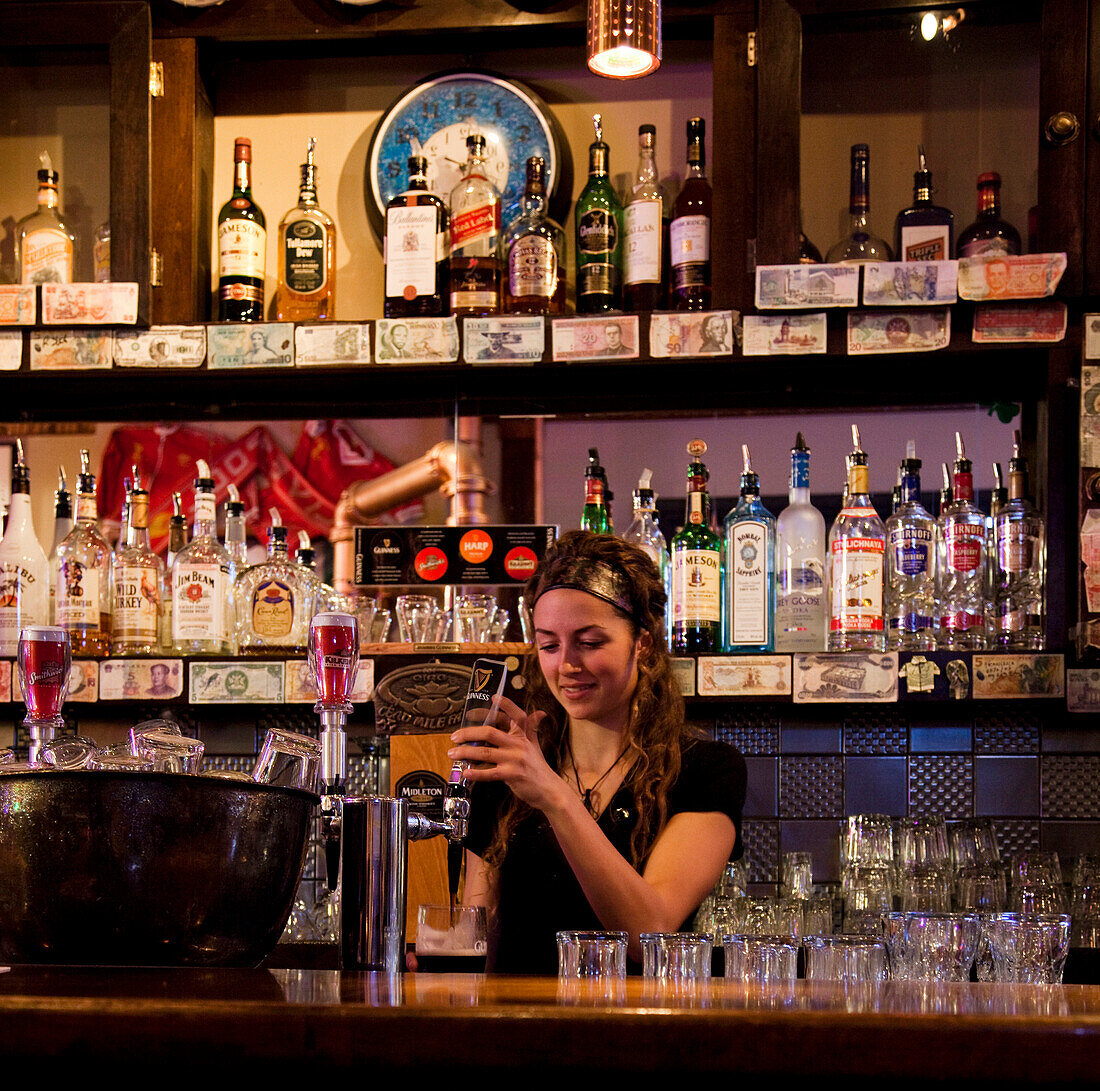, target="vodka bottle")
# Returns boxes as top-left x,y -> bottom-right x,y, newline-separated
827,425 -> 886,652
938,432 -> 988,649
984,462 -> 1007,645
884,441 -> 937,650
775,433 -> 826,653
826,144 -> 892,264
111,467 -> 164,655
993,431 -> 1046,649
0,442 -> 50,657
622,468 -> 669,584
223,484 -> 249,654
722,444 -> 775,652
47,466 -> 73,624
